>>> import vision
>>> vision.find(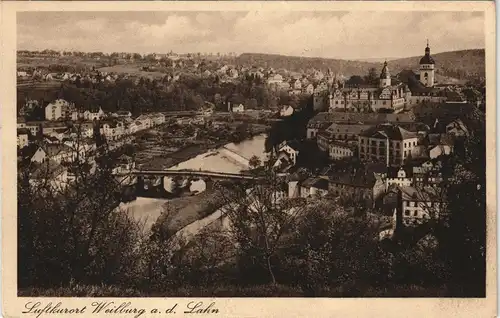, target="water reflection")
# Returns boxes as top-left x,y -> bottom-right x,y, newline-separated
121,134 -> 267,231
